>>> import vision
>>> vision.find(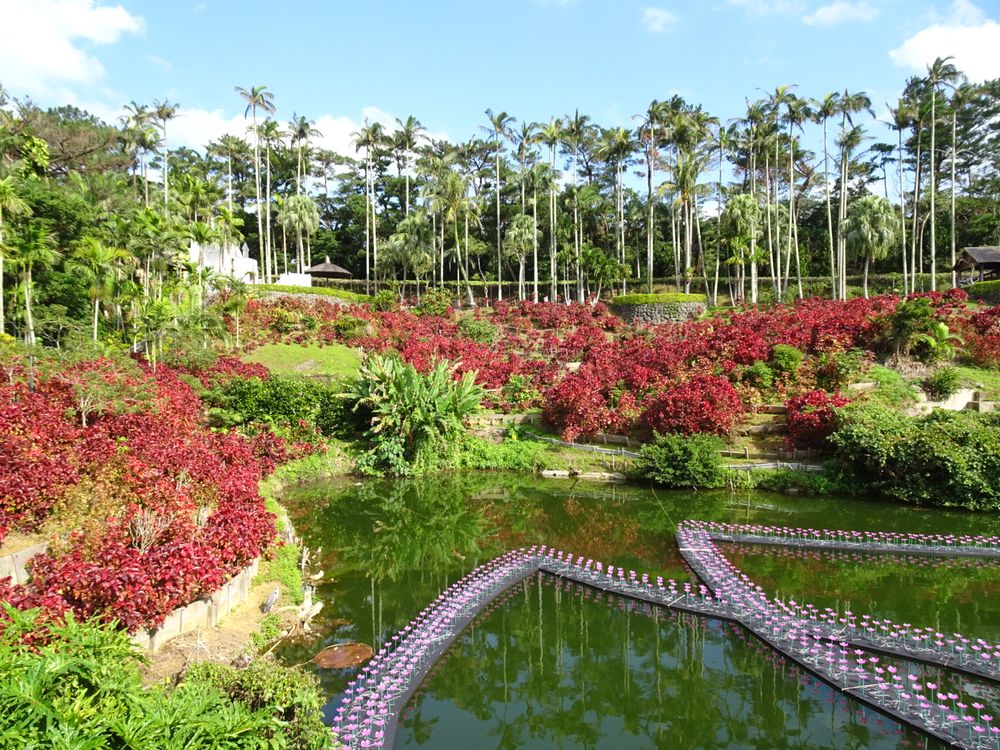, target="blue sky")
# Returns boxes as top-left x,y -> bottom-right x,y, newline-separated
3,0 -> 1000,157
